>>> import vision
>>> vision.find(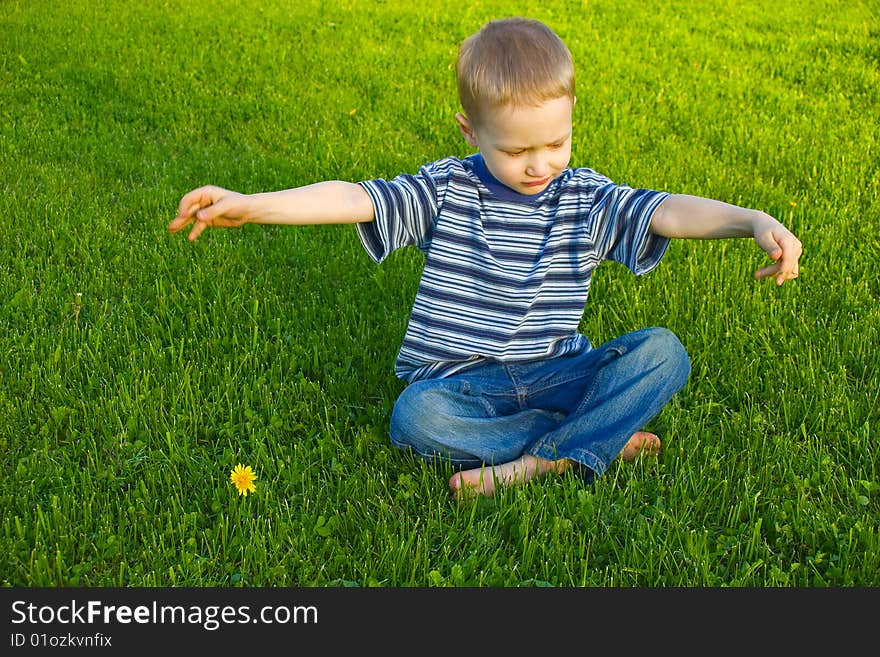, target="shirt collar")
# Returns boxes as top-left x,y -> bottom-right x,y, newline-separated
467,153 -> 557,204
